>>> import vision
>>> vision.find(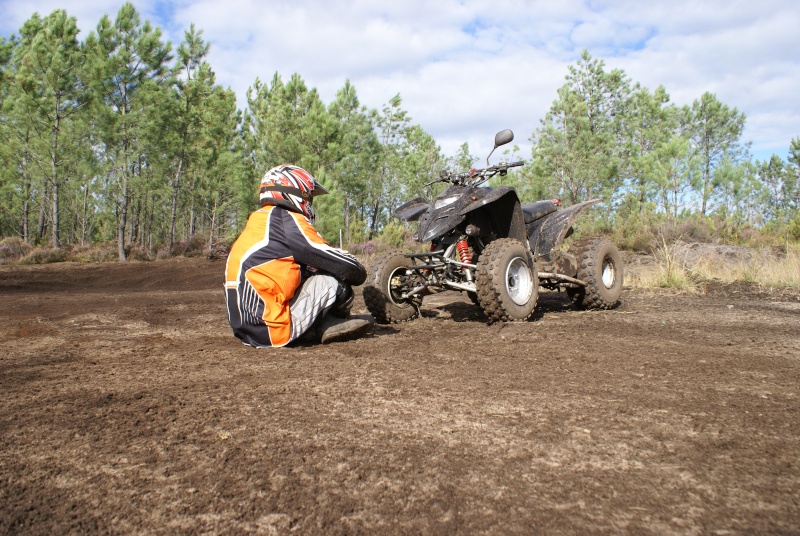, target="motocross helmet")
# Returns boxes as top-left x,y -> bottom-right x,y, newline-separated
258,165 -> 328,223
